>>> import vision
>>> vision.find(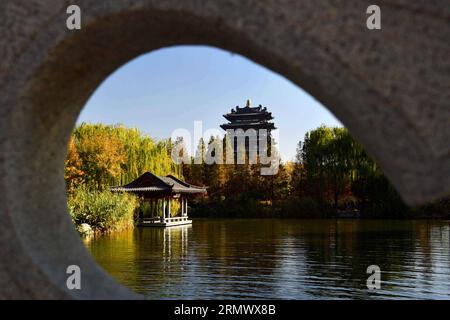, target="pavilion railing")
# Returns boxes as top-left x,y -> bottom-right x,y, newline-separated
140,216 -> 190,224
